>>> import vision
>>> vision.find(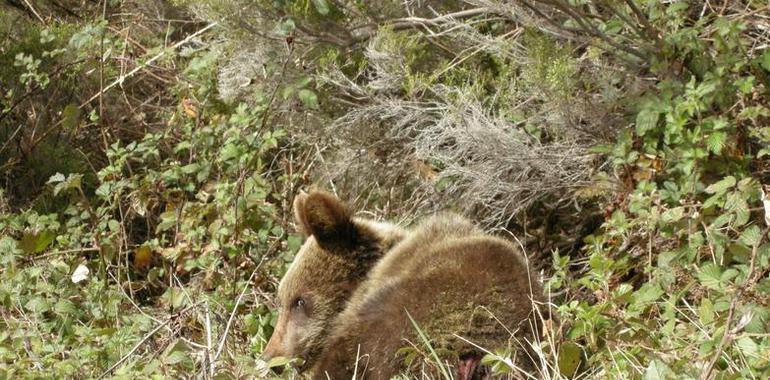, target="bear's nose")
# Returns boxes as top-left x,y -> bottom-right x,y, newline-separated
269,365 -> 285,375
260,352 -> 285,375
